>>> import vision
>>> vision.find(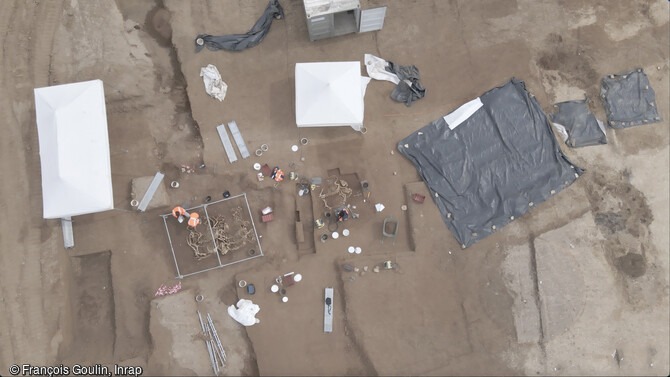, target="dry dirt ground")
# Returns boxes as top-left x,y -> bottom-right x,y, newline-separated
0,0 -> 668,376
